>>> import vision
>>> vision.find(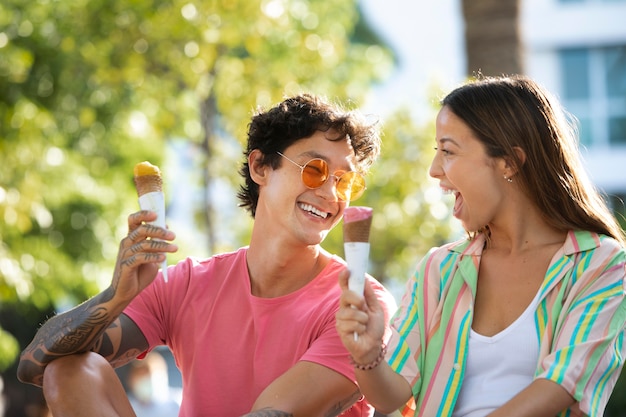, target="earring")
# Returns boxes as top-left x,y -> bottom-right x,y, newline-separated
504,175 -> 513,183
